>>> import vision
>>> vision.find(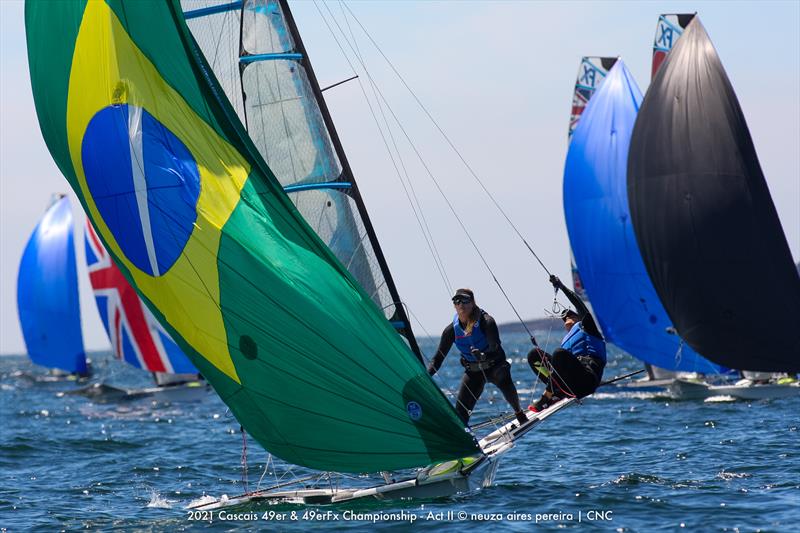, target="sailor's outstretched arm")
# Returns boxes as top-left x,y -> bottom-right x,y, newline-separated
427,324 -> 455,376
